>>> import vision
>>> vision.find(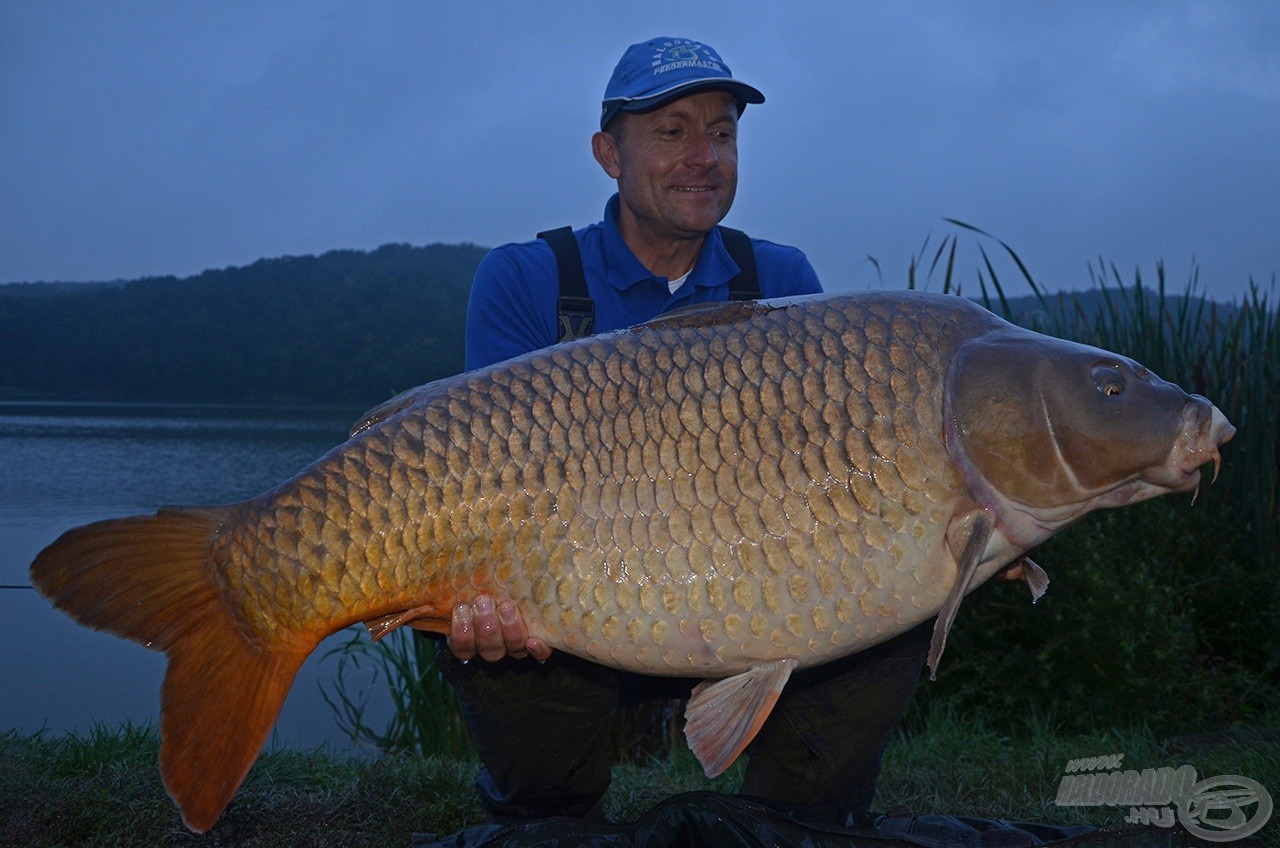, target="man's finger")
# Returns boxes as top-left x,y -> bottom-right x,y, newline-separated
447,602 -> 476,661
472,594 -> 507,662
446,593 -> 555,664
498,600 -> 530,657
526,638 -> 553,663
